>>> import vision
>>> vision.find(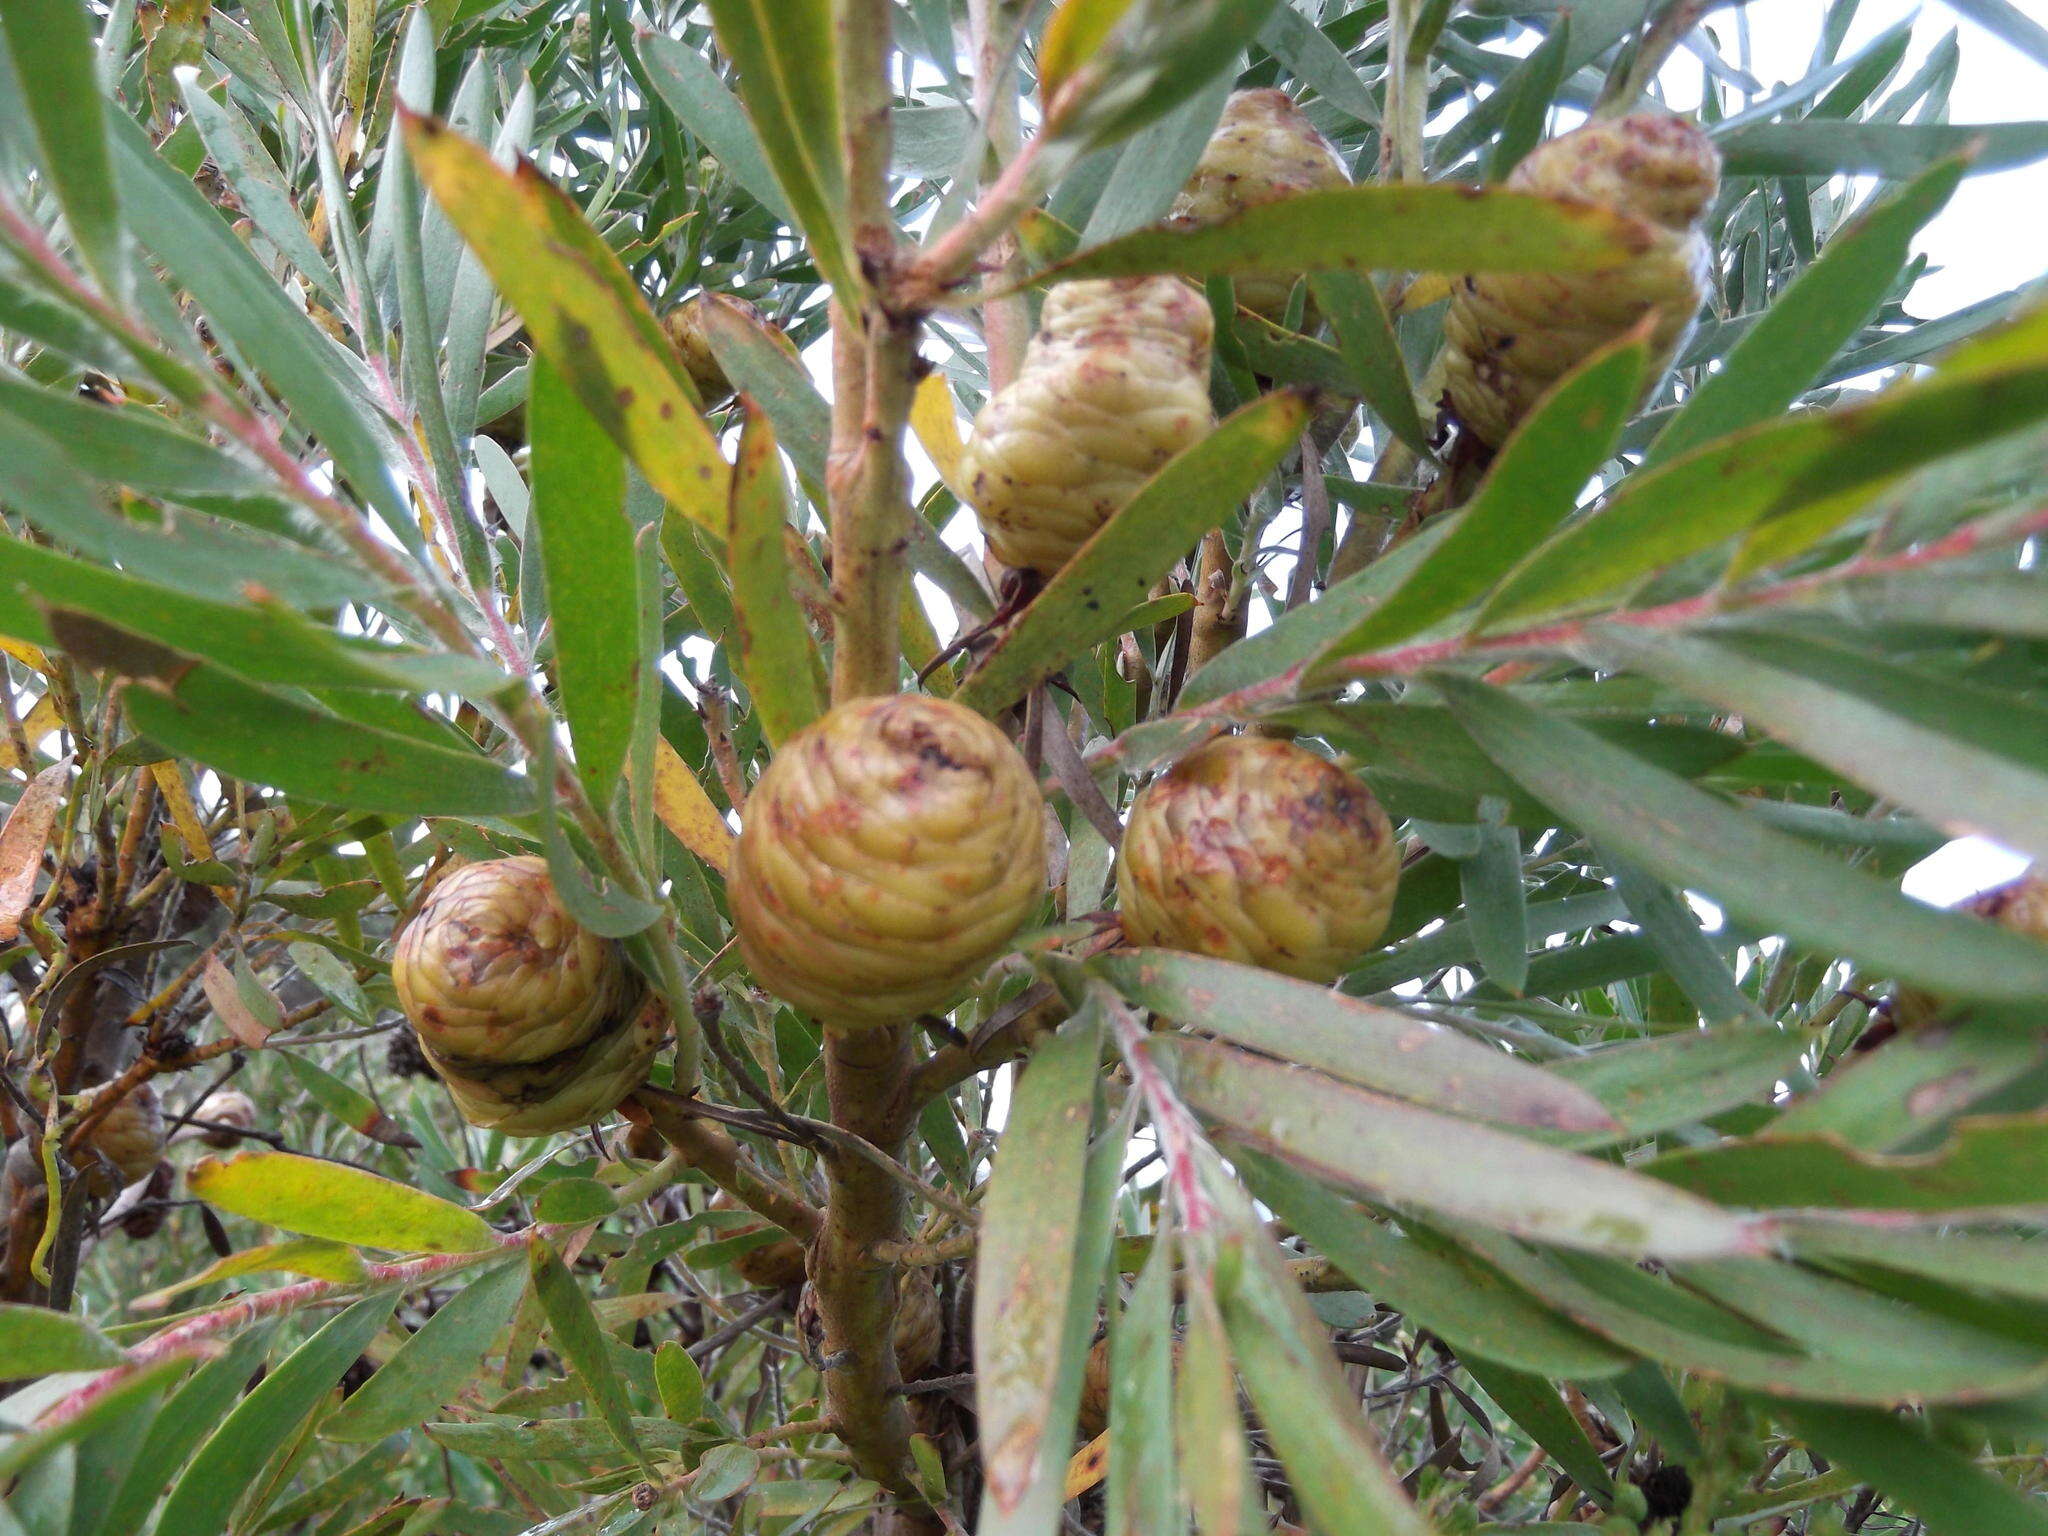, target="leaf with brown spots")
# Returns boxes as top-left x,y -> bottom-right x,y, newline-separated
0,758 -> 68,941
